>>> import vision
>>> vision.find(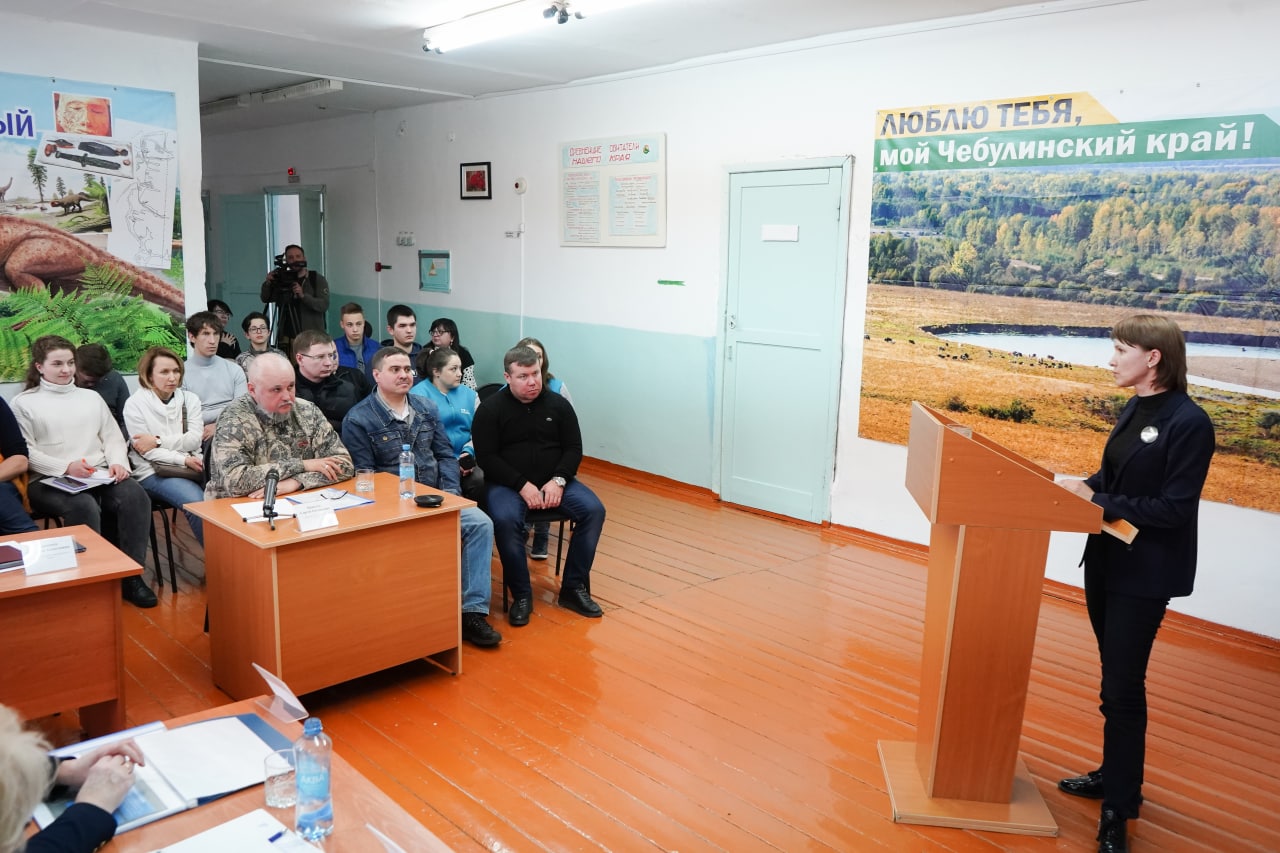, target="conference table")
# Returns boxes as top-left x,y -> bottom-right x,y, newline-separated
187,473 -> 467,700
0,525 -> 141,736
